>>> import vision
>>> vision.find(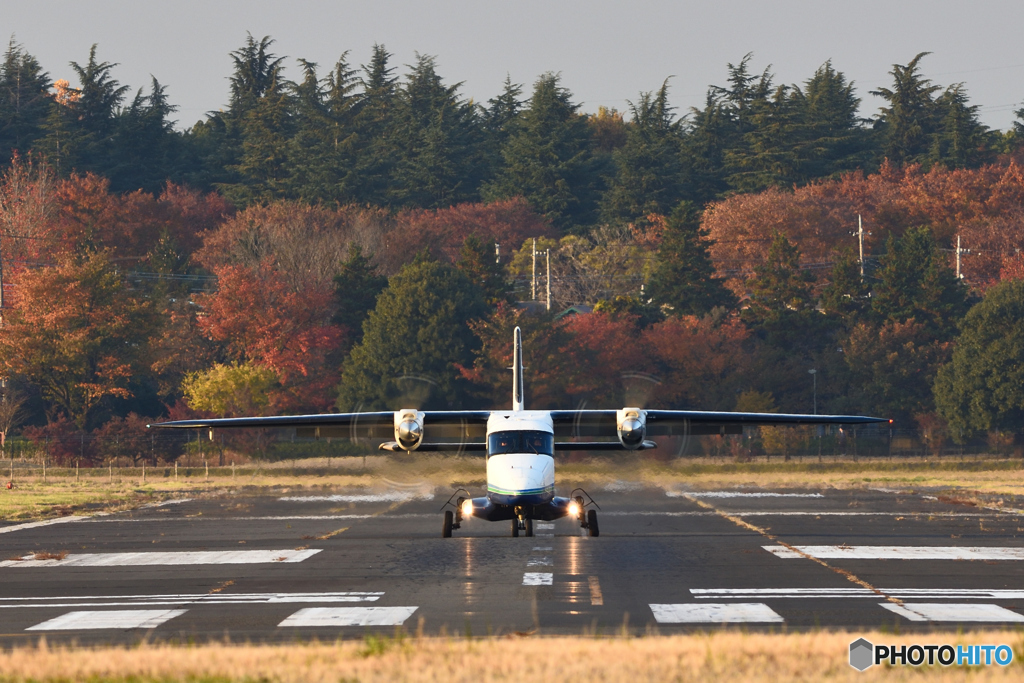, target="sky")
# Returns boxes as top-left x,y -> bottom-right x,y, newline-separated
4,0 -> 1024,131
